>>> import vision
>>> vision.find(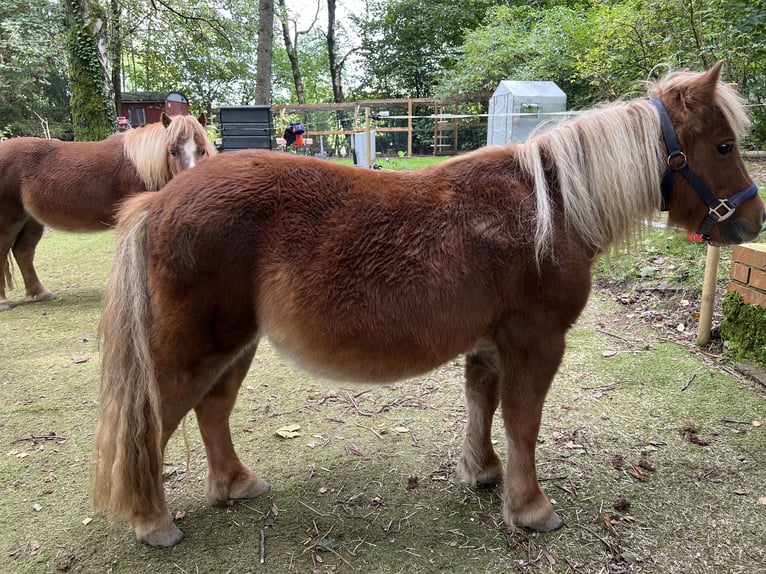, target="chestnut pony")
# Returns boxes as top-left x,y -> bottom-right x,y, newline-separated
93,63 -> 764,547
0,113 -> 214,311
